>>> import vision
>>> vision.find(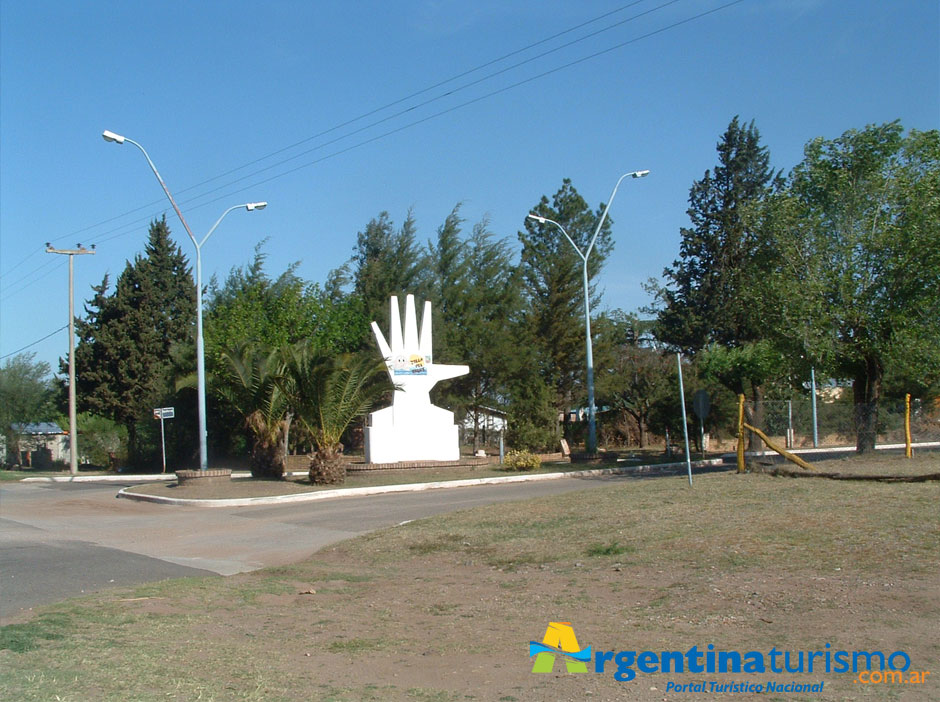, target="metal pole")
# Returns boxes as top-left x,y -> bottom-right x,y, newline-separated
524,170 -> 648,455
194,246 -> 208,470
810,367 -> 819,448
159,414 -> 167,474
581,259 -> 597,455
46,245 -> 95,475
189,204 -> 262,470
102,132 -> 265,472
676,353 -> 692,486
787,399 -> 793,449
120,136 -> 209,471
